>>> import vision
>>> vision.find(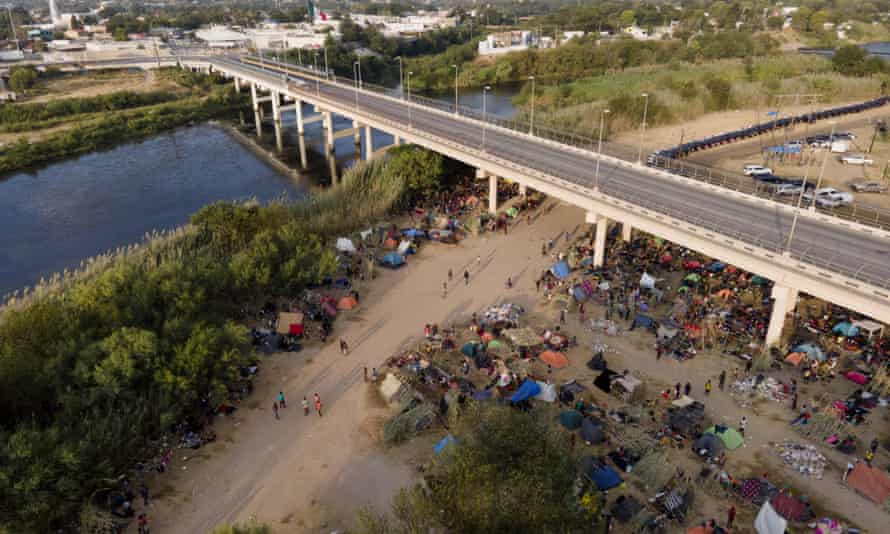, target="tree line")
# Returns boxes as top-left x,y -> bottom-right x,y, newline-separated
0,90 -> 182,128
